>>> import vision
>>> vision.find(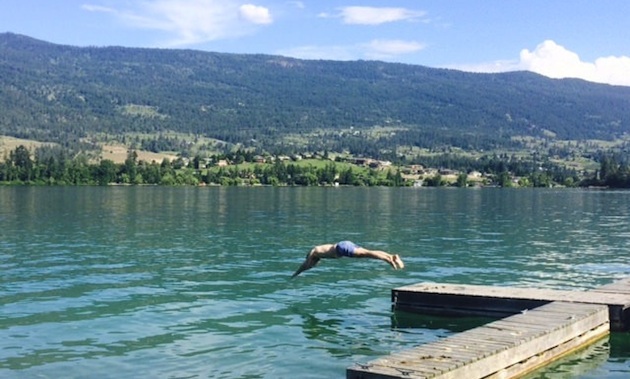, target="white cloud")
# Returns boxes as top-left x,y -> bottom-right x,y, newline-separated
239,4 -> 273,25
277,45 -> 356,61
278,39 -> 425,61
287,1 -> 305,9
364,39 -> 425,58
519,40 -> 595,79
593,55 -> 630,86
321,6 -> 426,25
81,4 -> 116,13
82,0 -> 273,46
451,40 -> 630,87
519,40 -> 630,86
